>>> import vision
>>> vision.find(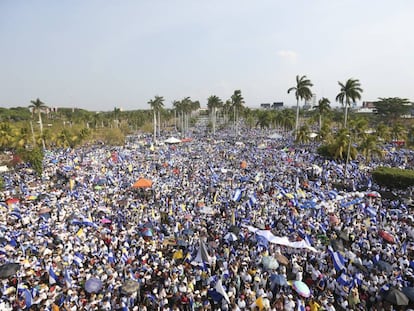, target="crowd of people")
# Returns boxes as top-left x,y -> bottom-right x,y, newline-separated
0,130 -> 413,310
